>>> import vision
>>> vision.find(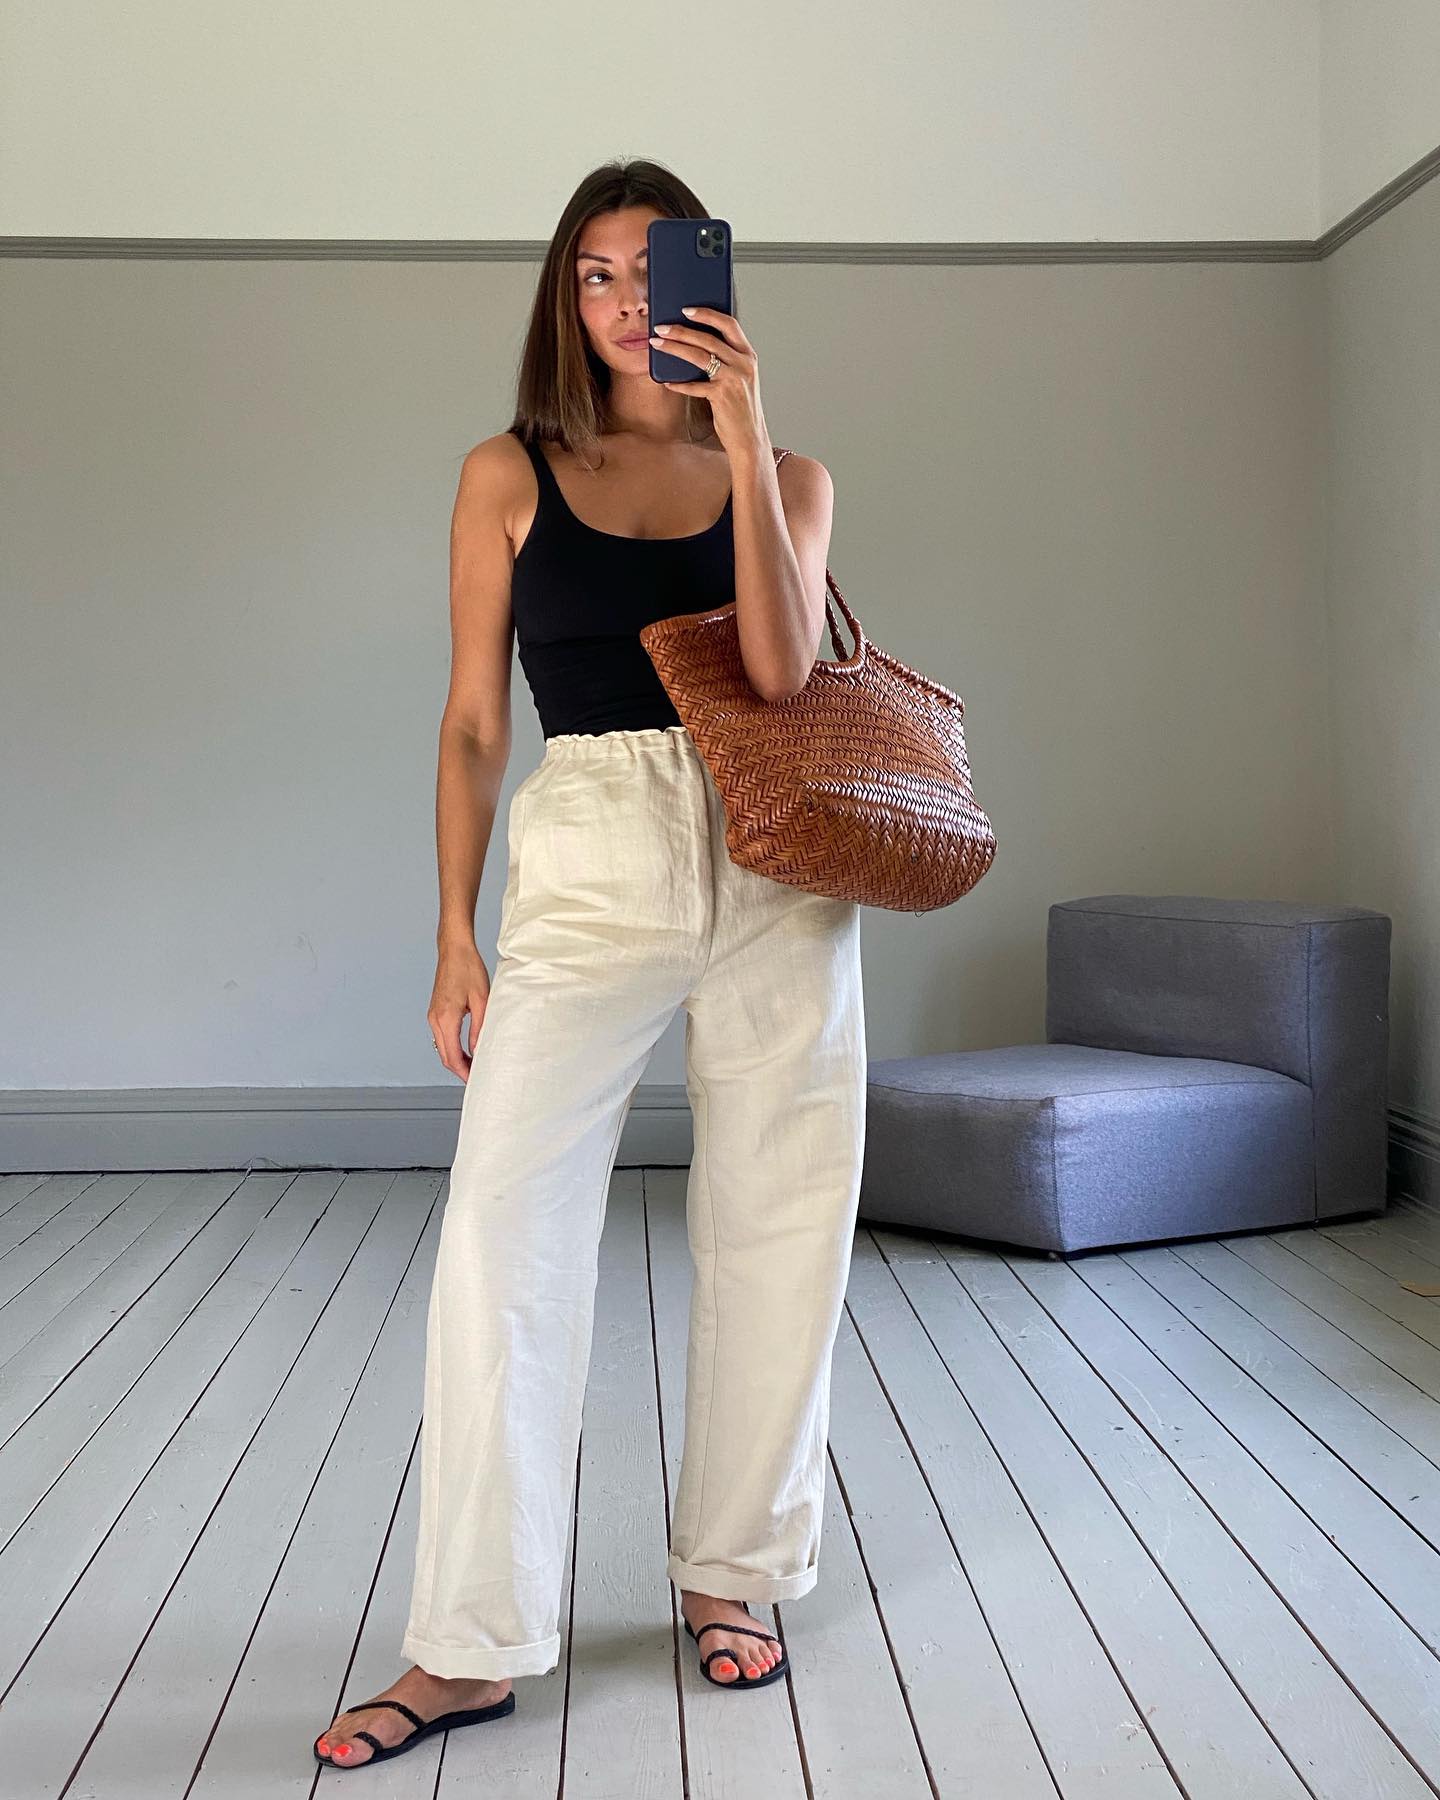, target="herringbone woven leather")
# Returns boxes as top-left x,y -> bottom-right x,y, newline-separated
638,447 -> 997,913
